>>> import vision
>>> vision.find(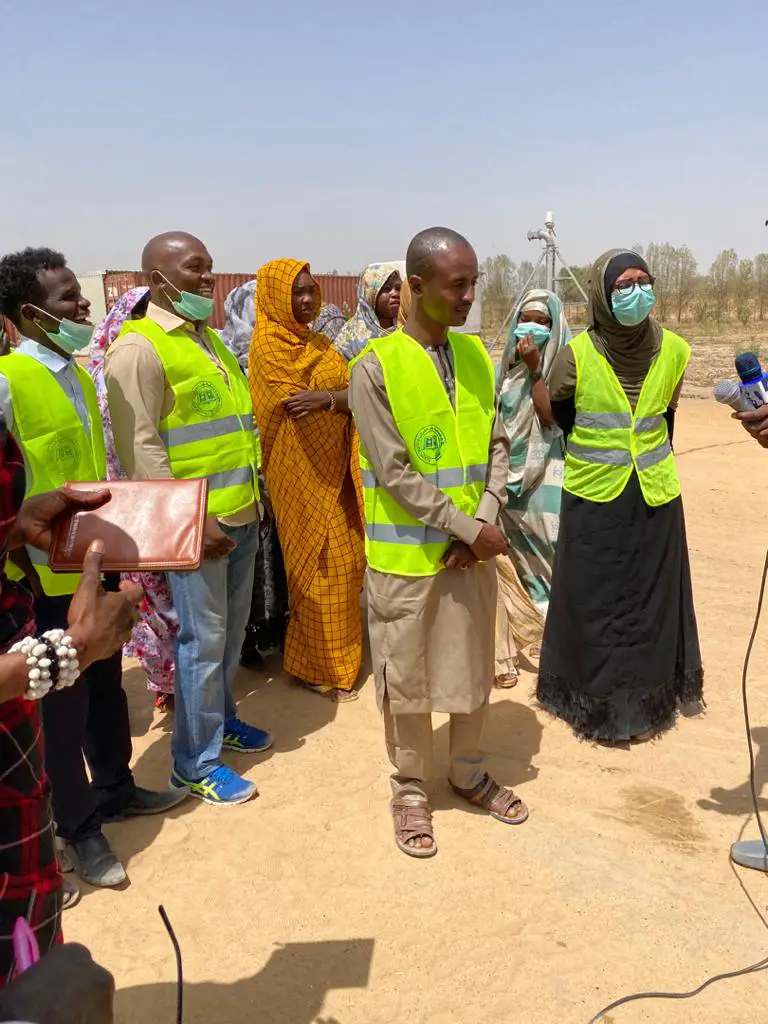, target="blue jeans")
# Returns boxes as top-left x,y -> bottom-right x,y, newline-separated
167,521 -> 259,779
